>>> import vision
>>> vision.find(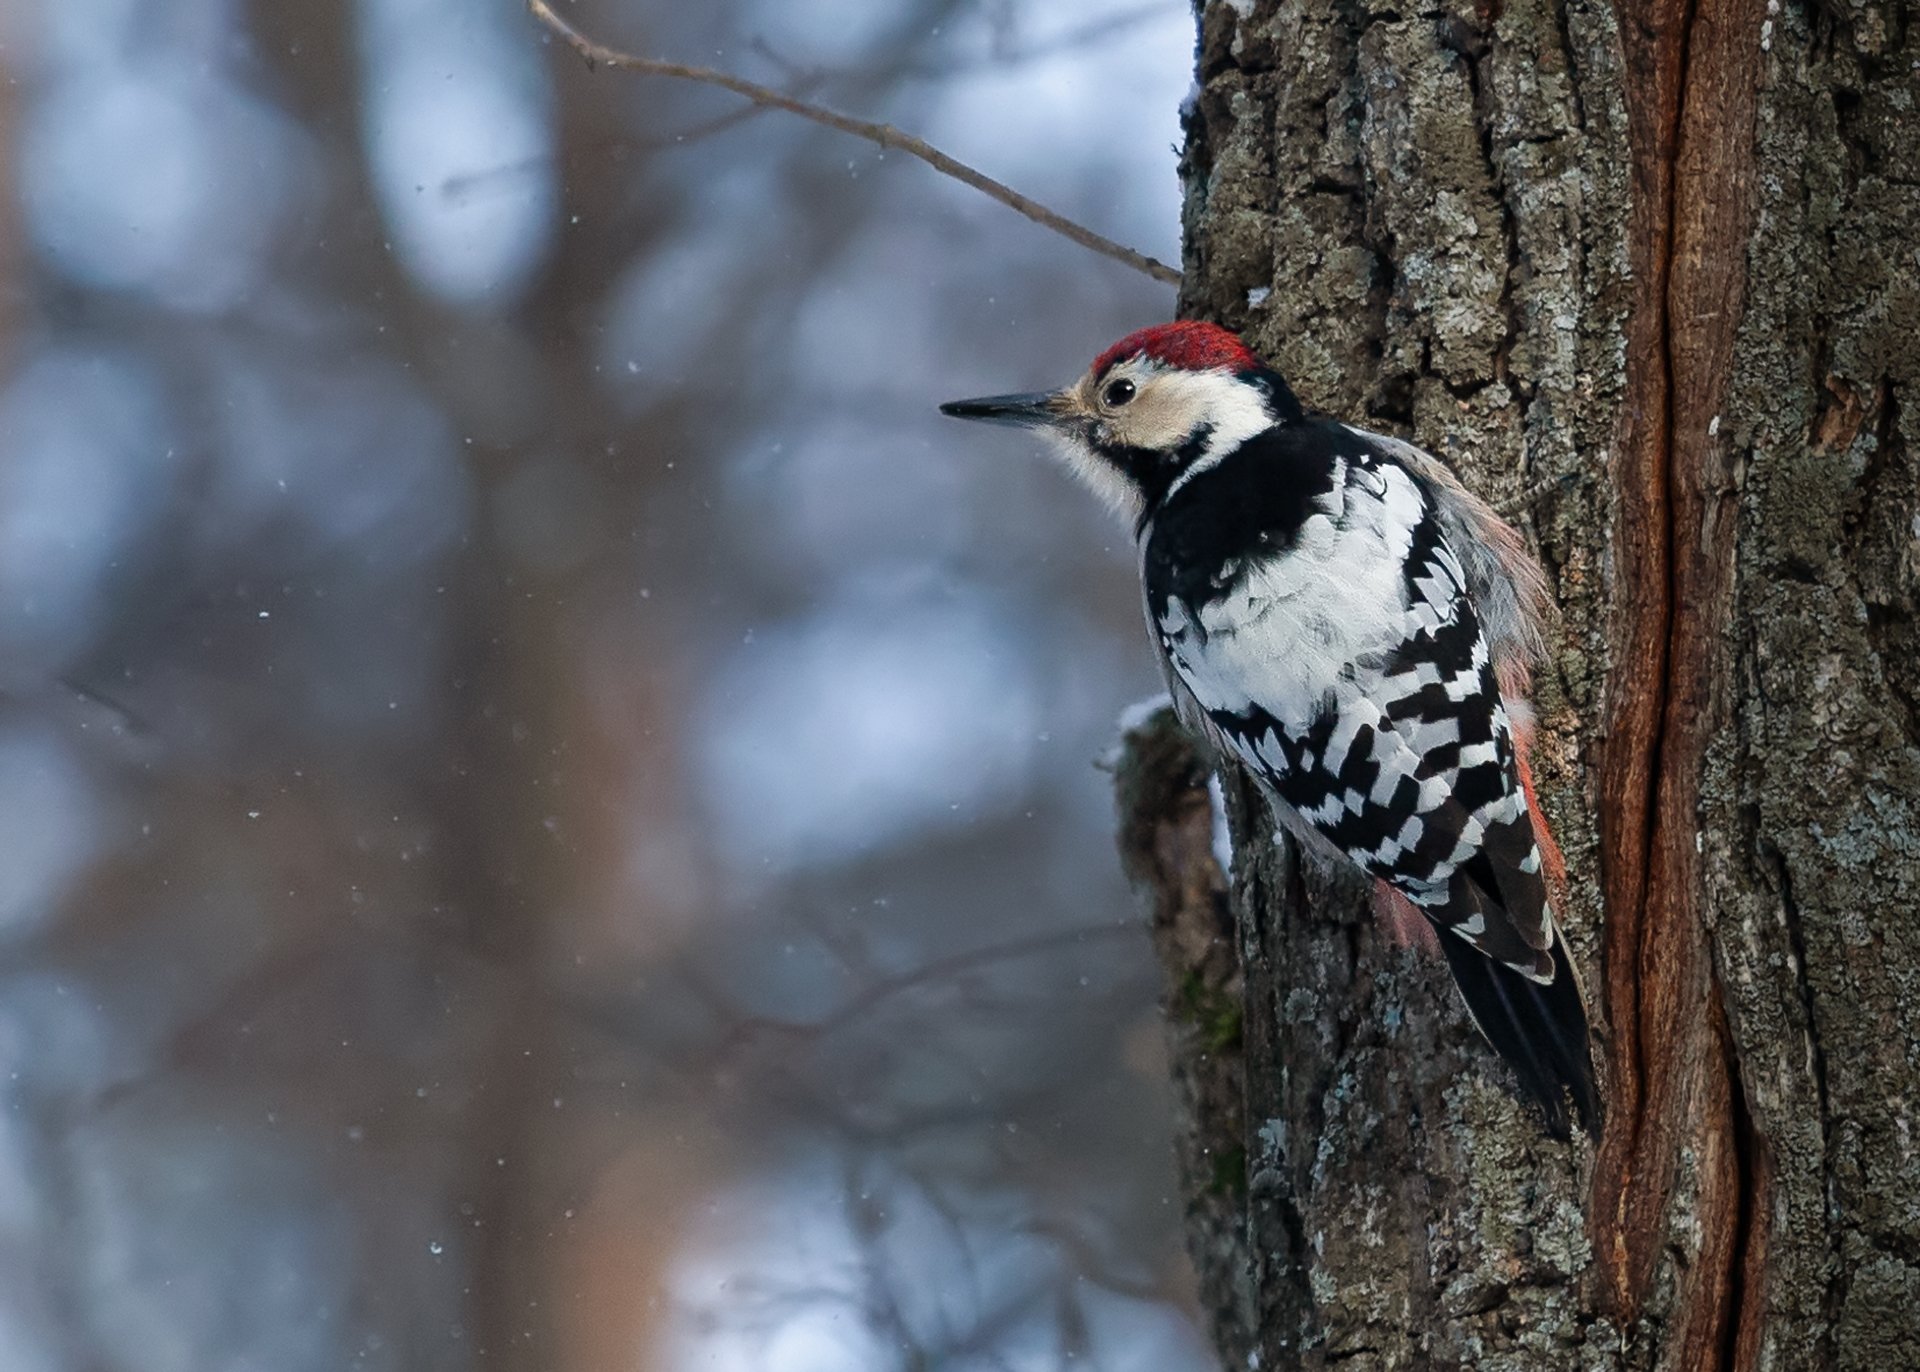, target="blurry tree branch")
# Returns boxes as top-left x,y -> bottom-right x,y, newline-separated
563,919 -> 1140,1085
442,71 -> 831,201
752,3 -> 1177,81
972,2 -> 1176,68
456,6 -> 1176,202
525,0 -> 1182,287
